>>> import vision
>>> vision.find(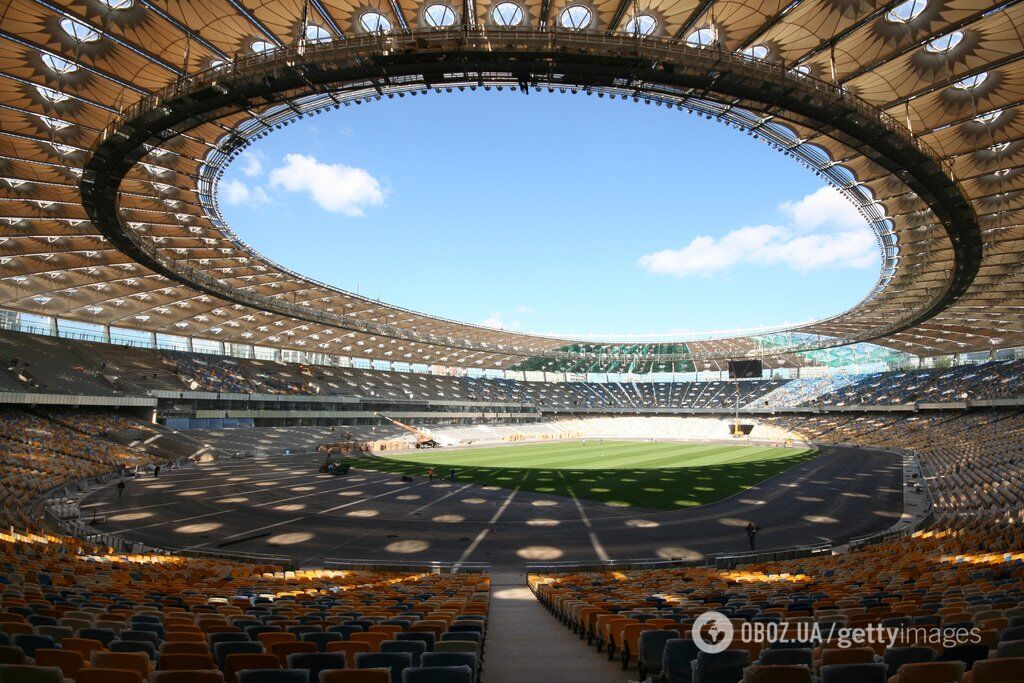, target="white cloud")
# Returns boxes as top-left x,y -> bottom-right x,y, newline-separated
515,306 -> 534,314
222,179 -> 270,206
268,153 -> 386,217
637,187 -> 877,278
239,150 -> 264,178
779,185 -> 864,232
481,312 -> 521,331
